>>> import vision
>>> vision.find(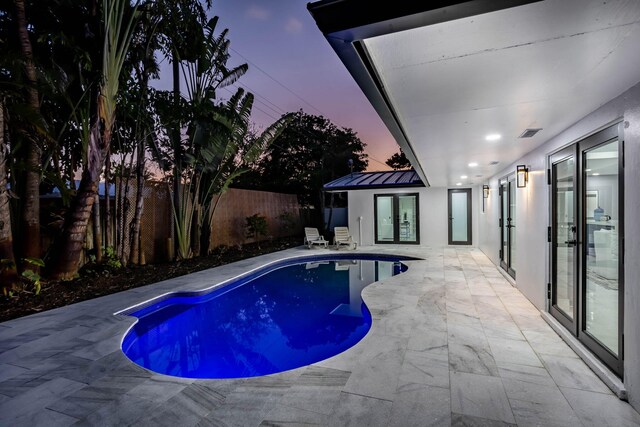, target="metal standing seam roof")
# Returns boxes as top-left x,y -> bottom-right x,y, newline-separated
323,169 -> 425,191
